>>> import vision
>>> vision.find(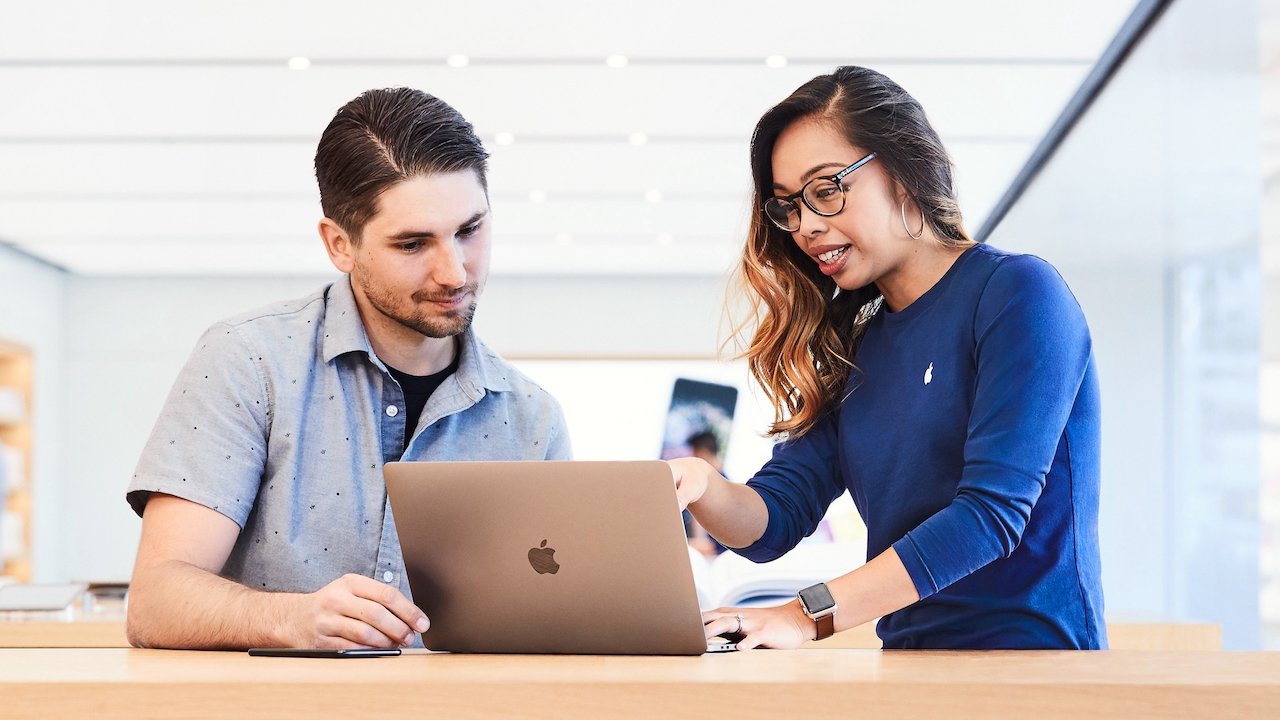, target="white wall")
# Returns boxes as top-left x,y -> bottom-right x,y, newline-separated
0,246 -> 65,582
